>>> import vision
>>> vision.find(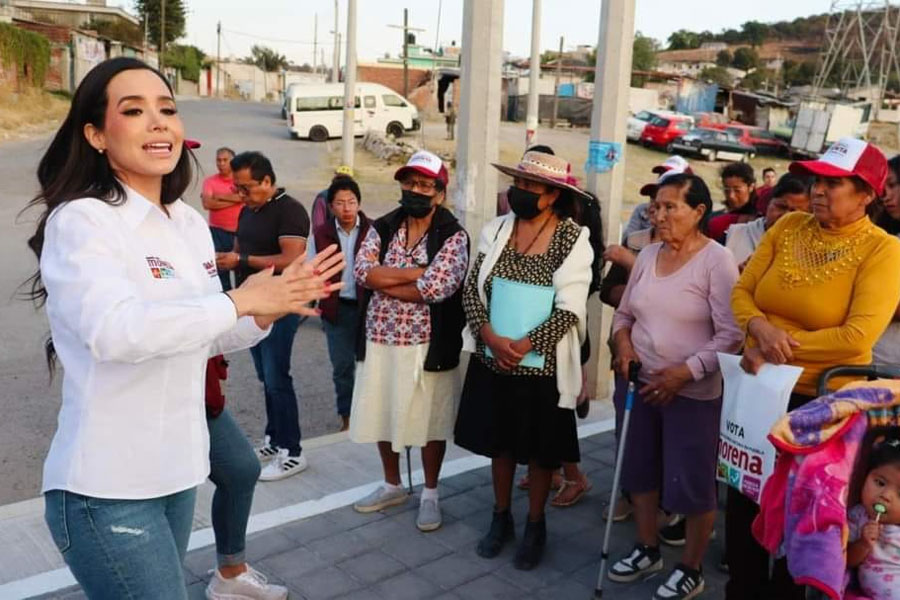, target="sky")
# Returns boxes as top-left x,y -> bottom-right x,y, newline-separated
161,0 -> 833,67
